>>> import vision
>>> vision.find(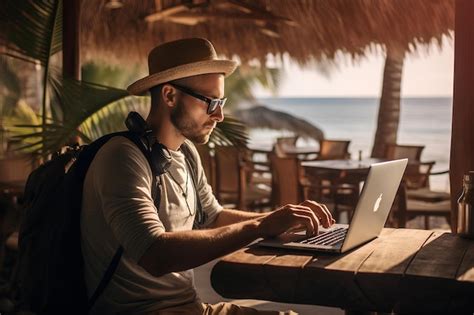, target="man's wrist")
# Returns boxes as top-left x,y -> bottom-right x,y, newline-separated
243,219 -> 264,240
